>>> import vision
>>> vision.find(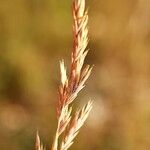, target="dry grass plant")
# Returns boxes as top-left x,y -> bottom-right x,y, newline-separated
36,0 -> 92,150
